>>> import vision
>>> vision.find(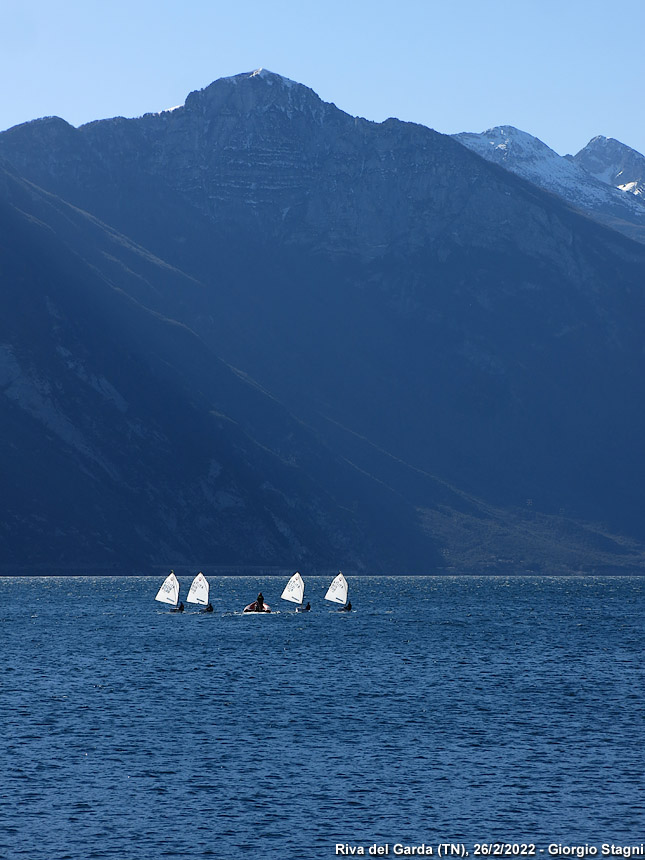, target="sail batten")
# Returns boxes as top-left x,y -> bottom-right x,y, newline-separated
155,571 -> 180,606
281,571 -> 304,604
187,572 -> 209,605
324,571 -> 348,604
